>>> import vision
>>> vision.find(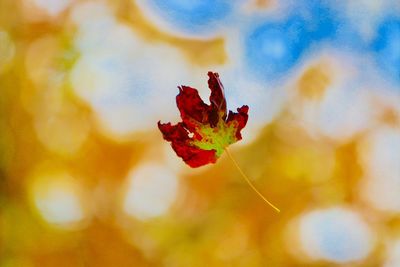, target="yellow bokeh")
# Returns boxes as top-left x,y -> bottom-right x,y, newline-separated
0,0 -> 398,266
